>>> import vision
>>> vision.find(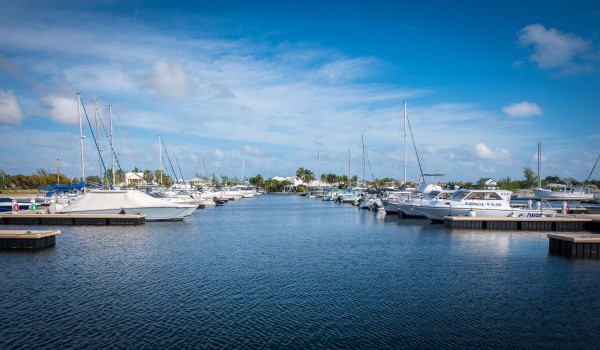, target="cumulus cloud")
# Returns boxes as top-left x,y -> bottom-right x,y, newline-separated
41,95 -> 79,124
242,144 -> 268,157
502,101 -> 543,117
146,60 -> 192,99
0,90 -> 22,125
213,148 -> 225,160
473,143 -> 511,160
517,24 -> 592,75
